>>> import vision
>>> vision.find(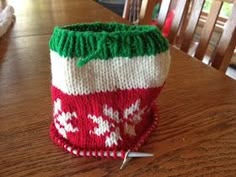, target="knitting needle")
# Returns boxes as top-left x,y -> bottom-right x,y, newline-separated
127,152 -> 154,158
67,146 -> 154,158
120,150 -> 154,170
120,150 -> 131,170
67,147 -> 153,170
